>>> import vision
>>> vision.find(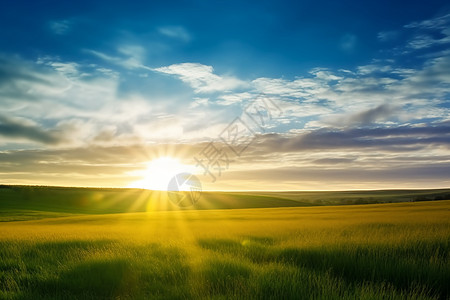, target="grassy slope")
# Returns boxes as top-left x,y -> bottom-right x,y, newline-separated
1,185 -> 449,220
0,200 -> 449,299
